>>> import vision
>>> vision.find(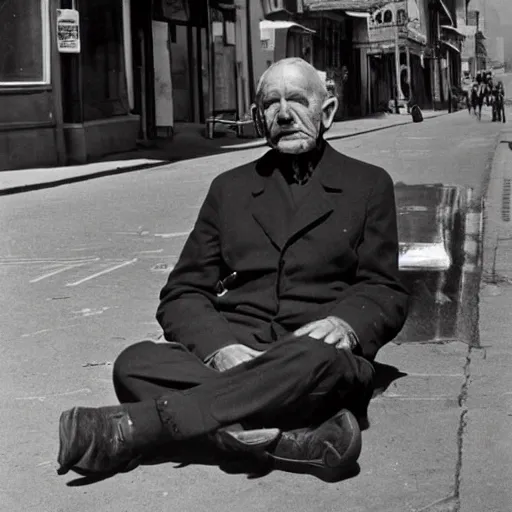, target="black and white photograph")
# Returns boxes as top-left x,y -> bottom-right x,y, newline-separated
1,0 -> 511,511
